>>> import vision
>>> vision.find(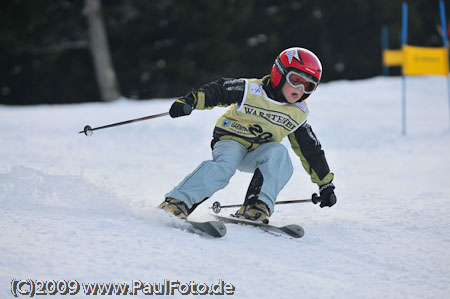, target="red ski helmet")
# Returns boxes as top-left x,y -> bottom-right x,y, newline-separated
270,47 -> 322,100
